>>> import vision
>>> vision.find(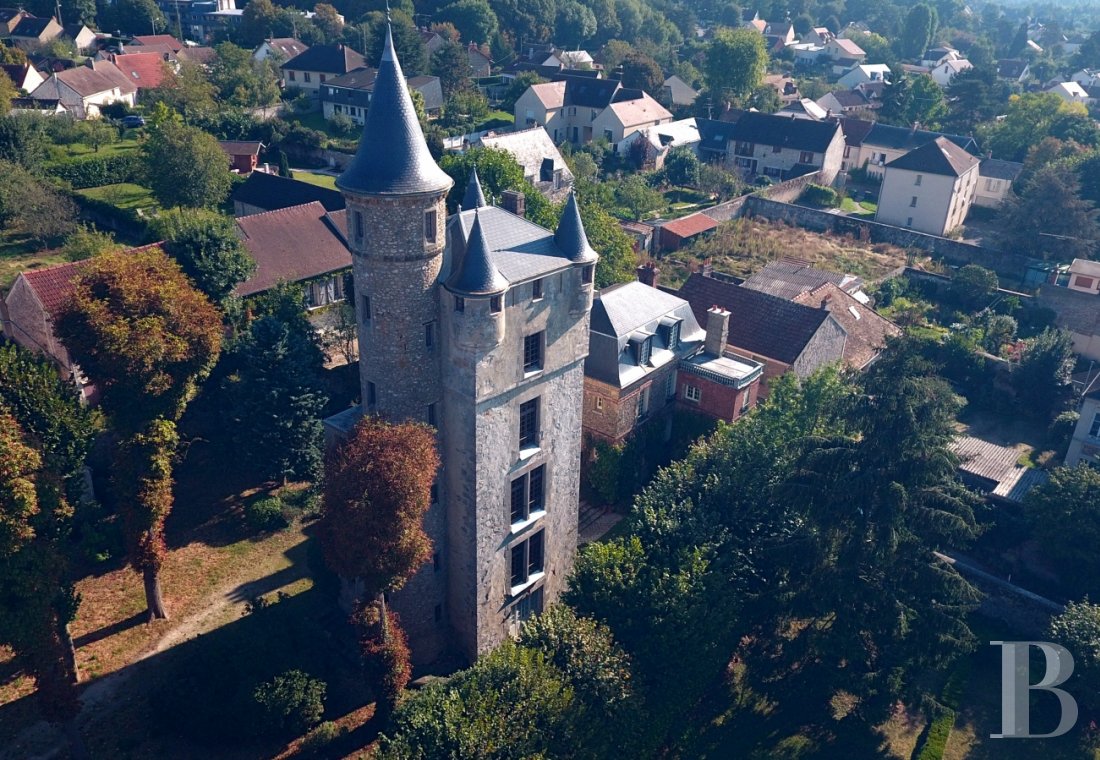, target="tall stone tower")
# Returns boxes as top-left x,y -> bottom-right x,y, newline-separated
335,25 -> 595,665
